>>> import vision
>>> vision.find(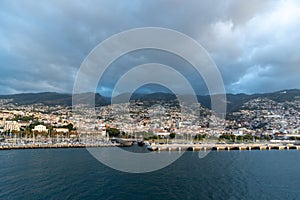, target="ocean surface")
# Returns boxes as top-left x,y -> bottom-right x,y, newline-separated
1,146 -> 300,200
